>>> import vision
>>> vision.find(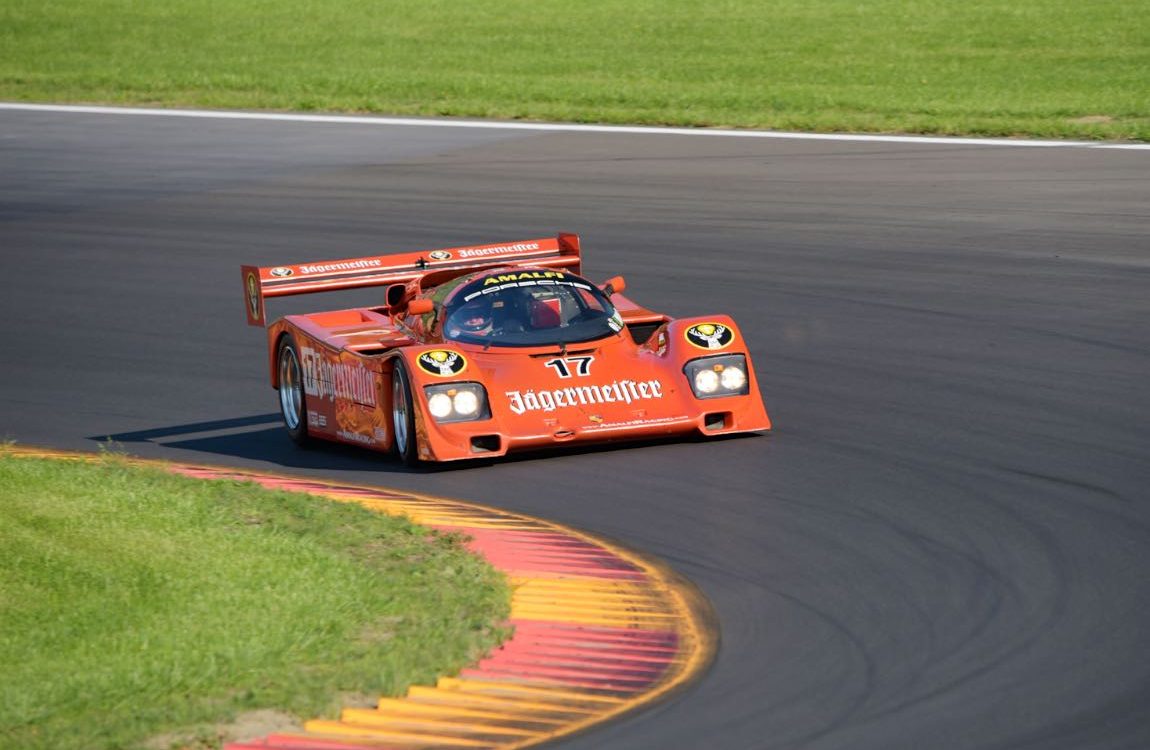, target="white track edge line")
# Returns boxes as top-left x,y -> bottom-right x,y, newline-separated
2,102 -> 1147,150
